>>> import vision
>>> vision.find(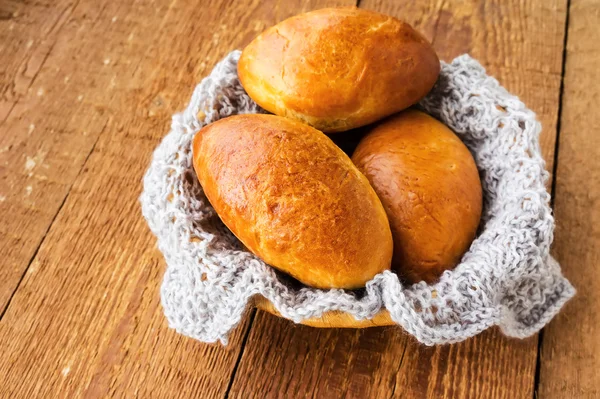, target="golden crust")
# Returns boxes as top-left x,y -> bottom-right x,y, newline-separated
193,114 -> 393,289
238,7 -> 440,132
352,110 -> 482,284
